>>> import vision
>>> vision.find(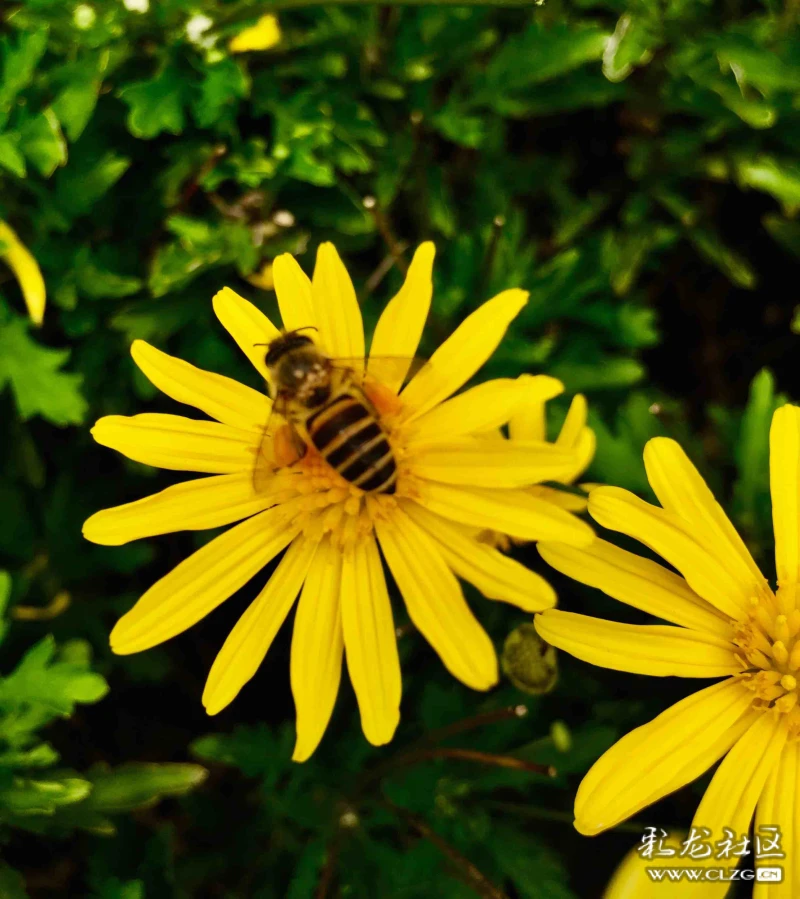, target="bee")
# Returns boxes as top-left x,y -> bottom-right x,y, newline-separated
254,330 -> 412,495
